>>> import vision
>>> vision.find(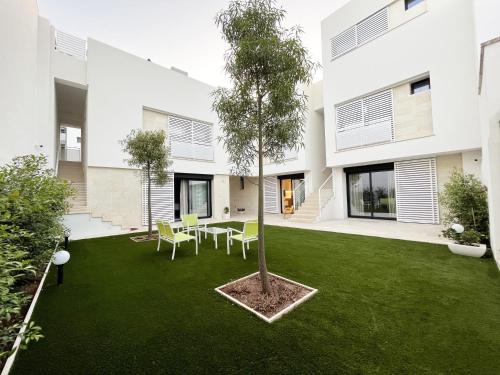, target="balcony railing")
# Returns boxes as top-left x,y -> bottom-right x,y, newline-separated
55,30 -> 87,60
60,146 -> 81,162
